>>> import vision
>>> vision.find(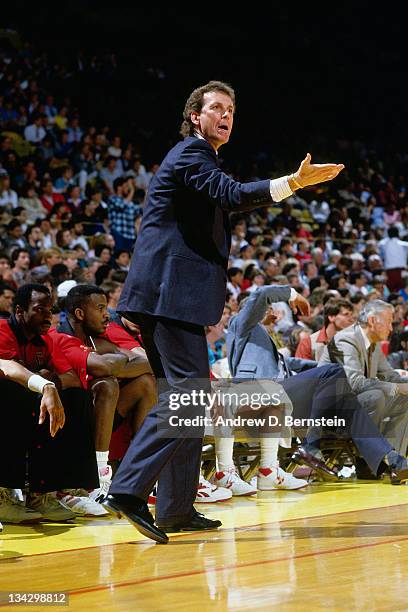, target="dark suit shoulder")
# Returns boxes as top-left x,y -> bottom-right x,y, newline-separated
179,136 -> 217,158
